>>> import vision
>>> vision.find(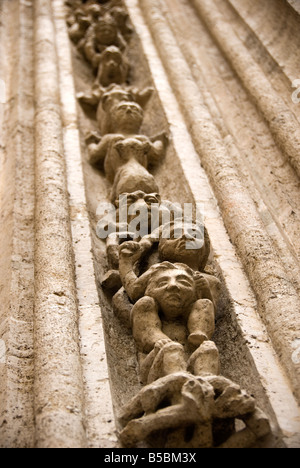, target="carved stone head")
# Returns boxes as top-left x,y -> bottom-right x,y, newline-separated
95,14 -> 118,44
114,138 -> 150,166
96,84 -> 153,134
95,85 -> 133,134
86,4 -> 102,20
100,84 -> 133,111
110,101 -> 144,134
96,46 -> 129,87
74,8 -> 86,20
145,262 -> 198,316
158,219 -> 210,271
115,191 -> 161,226
110,7 -> 133,39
